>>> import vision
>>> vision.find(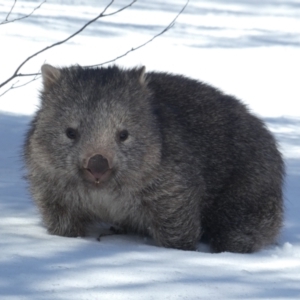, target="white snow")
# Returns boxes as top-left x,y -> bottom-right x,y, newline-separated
0,0 -> 299,299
